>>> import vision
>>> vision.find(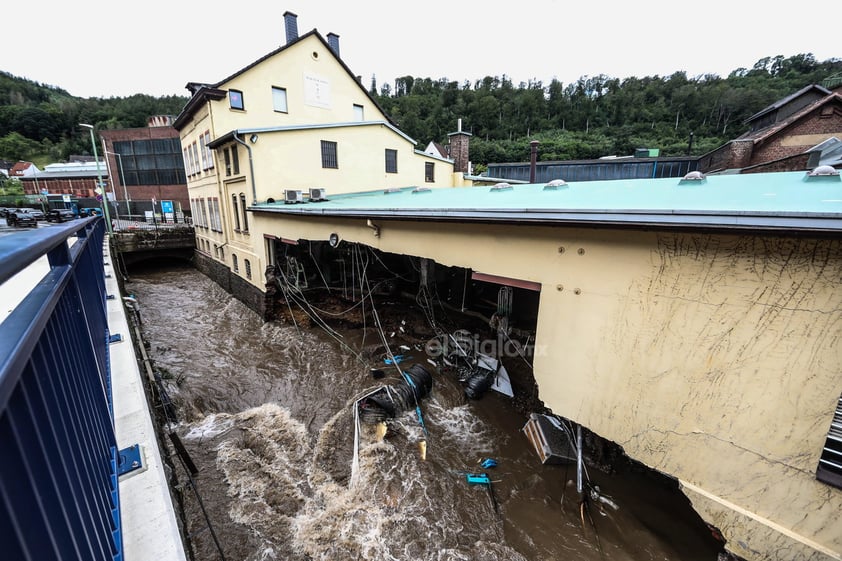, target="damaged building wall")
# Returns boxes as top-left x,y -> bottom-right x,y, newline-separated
249,211 -> 842,561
